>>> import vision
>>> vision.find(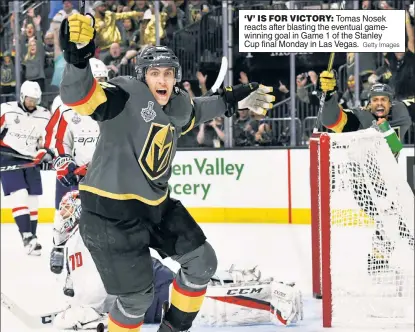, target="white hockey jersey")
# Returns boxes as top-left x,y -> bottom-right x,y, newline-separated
45,101 -> 100,166
0,101 -> 50,157
63,226 -> 115,313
